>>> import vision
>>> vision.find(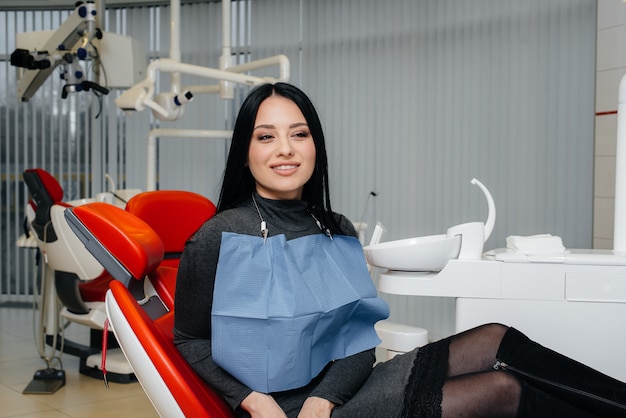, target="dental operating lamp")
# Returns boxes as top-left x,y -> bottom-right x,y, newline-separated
10,1 -> 111,102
